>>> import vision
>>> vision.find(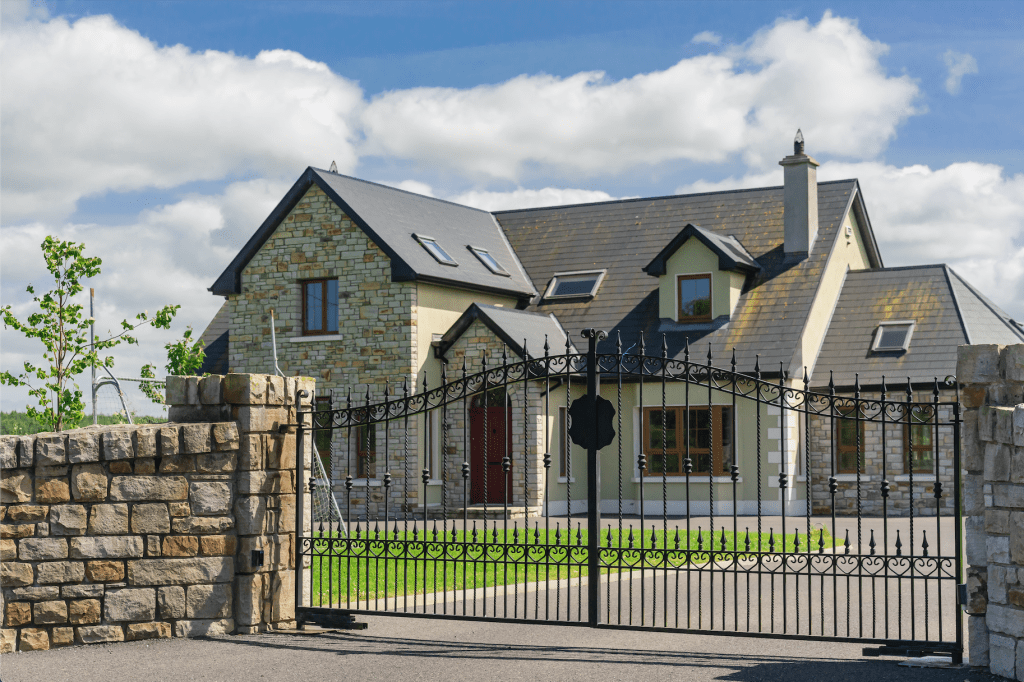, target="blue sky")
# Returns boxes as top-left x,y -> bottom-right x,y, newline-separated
2,0 -> 1022,415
